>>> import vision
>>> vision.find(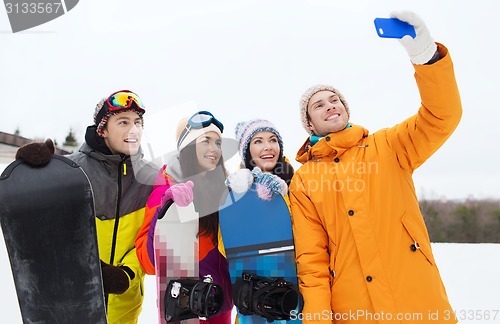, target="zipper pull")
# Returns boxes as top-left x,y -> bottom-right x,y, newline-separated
123,163 -> 127,176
